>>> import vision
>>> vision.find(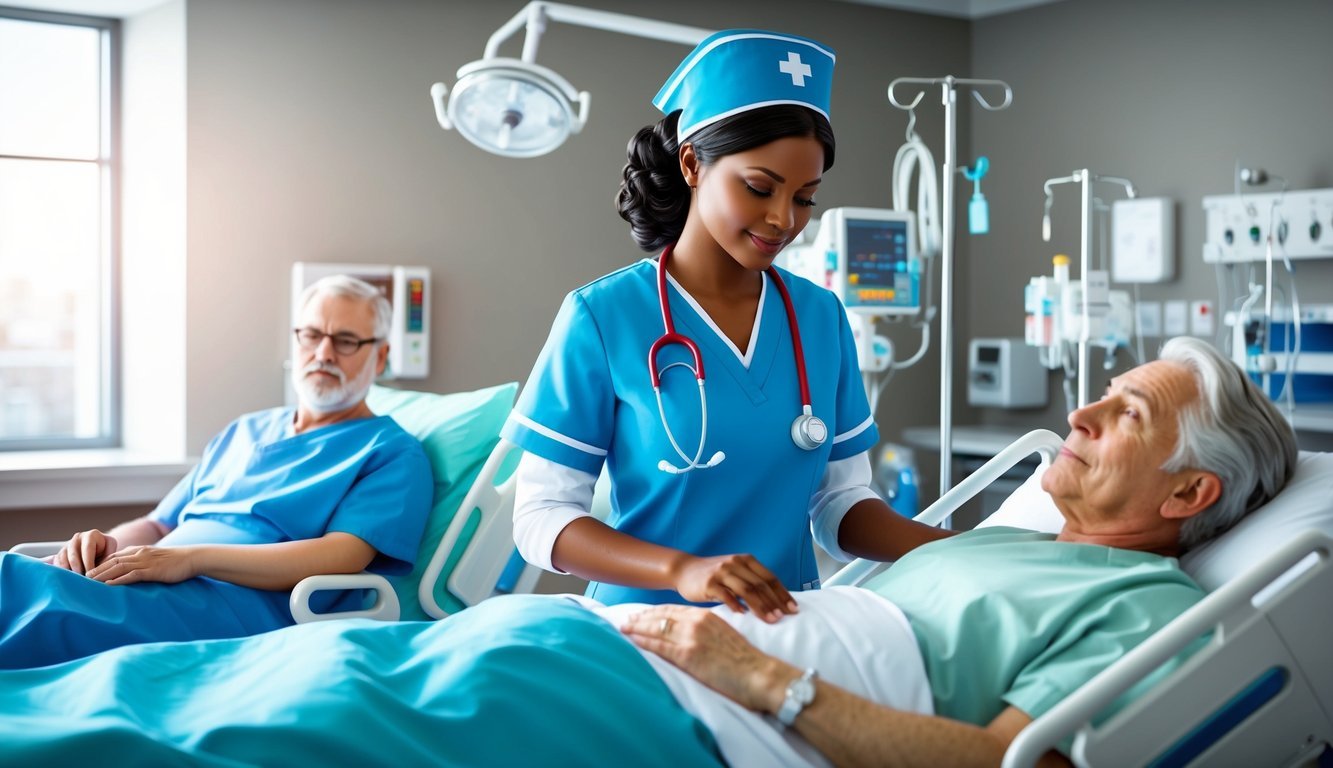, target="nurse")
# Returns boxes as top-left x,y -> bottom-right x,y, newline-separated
503,30 -> 947,619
